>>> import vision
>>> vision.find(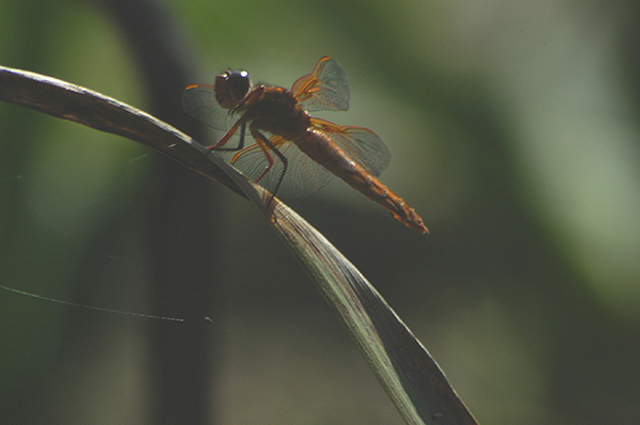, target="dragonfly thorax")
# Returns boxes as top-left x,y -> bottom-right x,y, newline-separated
241,86 -> 312,140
